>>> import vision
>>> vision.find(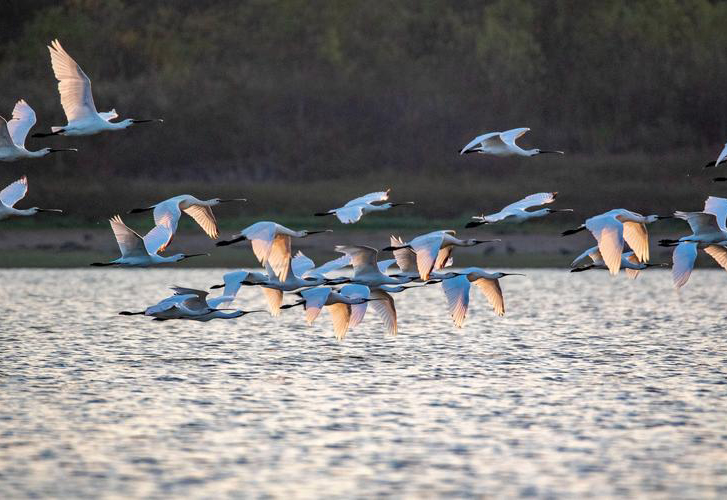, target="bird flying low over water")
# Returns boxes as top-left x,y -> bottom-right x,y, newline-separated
0,176 -> 62,221
32,40 -> 163,138
459,127 -> 564,157
659,197 -> 727,288
128,194 -> 246,243
466,192 -> 572,228
562,209 -> 670,274
383,230 -> 500,280
570,246 -> 664,278
440,269 -> 523,327
314,189 -> 414,224
91,214 -> 207,267
216,221 -> 332,282
0,100 -> 77,161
